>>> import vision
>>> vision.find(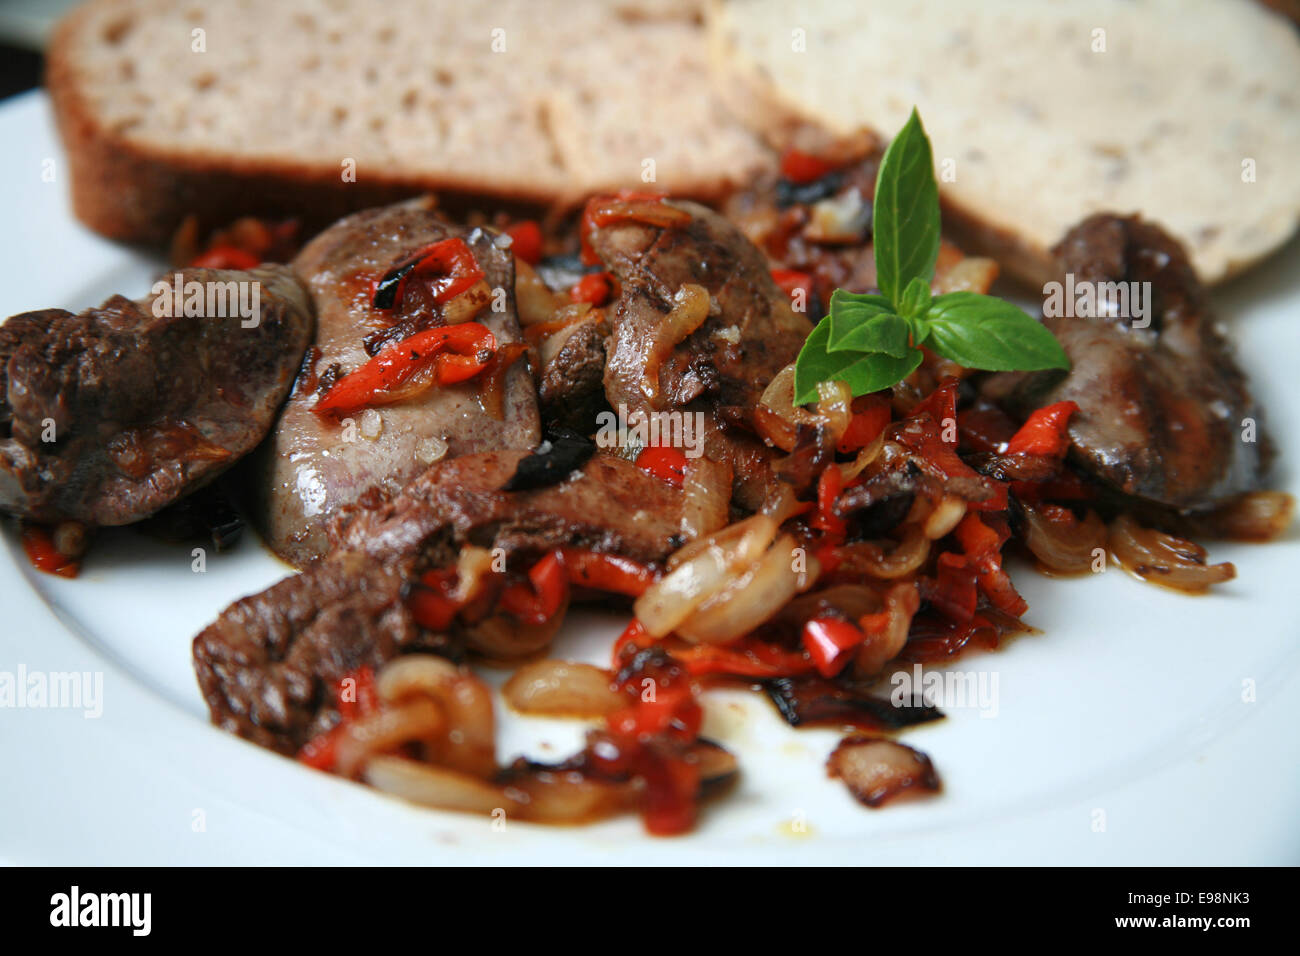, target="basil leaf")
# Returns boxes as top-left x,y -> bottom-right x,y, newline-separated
829,312 -> 912,357
827,290 -> 896,351
926,292 -> 1071,371
873,109 -> 941,308
898,276 -> 932,320
794,318 -> 924,404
